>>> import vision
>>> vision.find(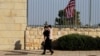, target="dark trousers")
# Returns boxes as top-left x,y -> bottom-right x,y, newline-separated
43,38 -> 53,54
